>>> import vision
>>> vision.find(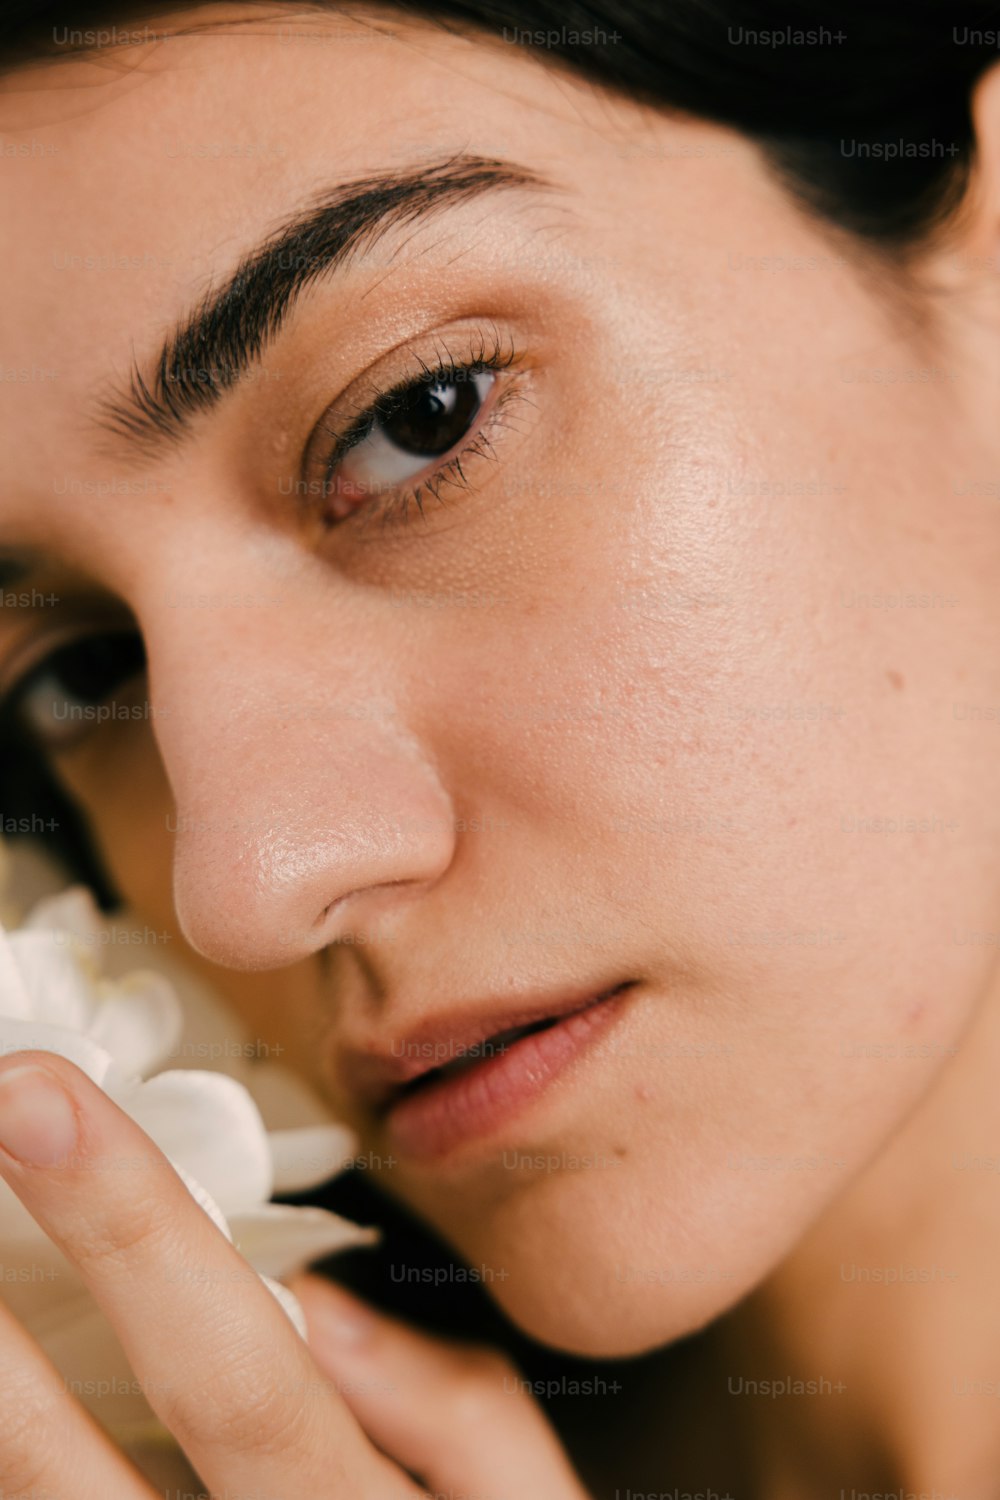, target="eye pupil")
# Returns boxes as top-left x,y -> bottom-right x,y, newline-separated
382,377 -> 482,458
